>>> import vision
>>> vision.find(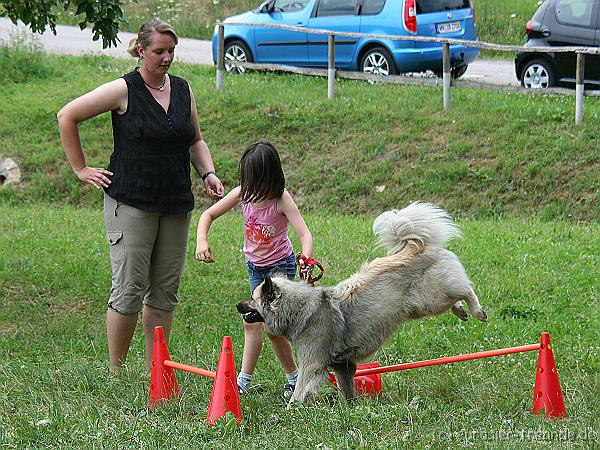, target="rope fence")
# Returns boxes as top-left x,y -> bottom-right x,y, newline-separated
215,21 -> 600,124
